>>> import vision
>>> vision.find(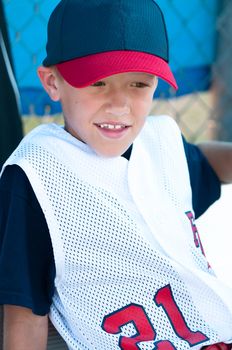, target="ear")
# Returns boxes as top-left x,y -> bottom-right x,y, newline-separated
154,76 -> 159,91
37,66 -> 60,101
